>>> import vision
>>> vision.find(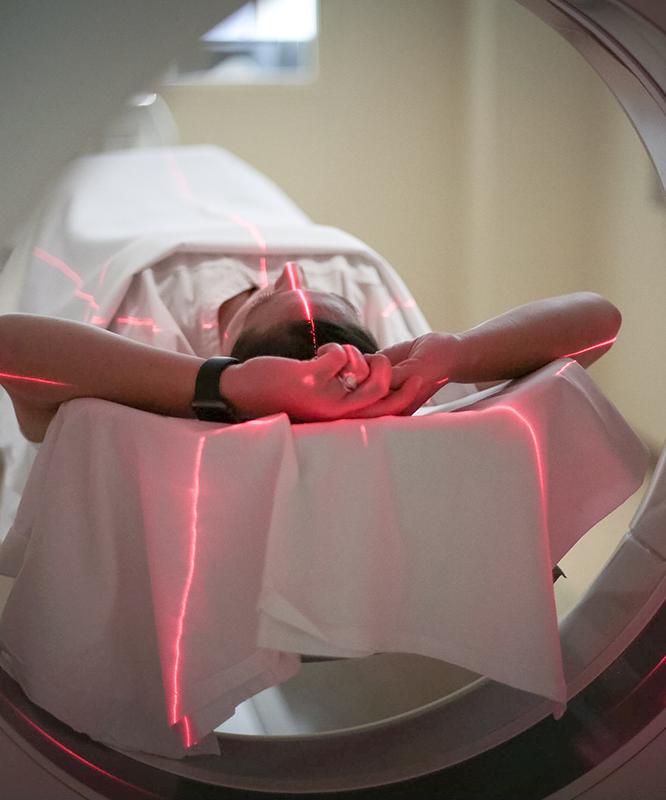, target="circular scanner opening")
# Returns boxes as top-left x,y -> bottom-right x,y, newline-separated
216,653 -> 484,739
